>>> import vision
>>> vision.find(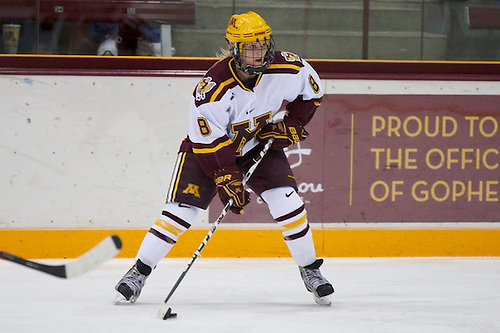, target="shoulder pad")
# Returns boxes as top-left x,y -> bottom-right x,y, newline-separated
266,51 -> 304,74
193,58 -> 237,107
